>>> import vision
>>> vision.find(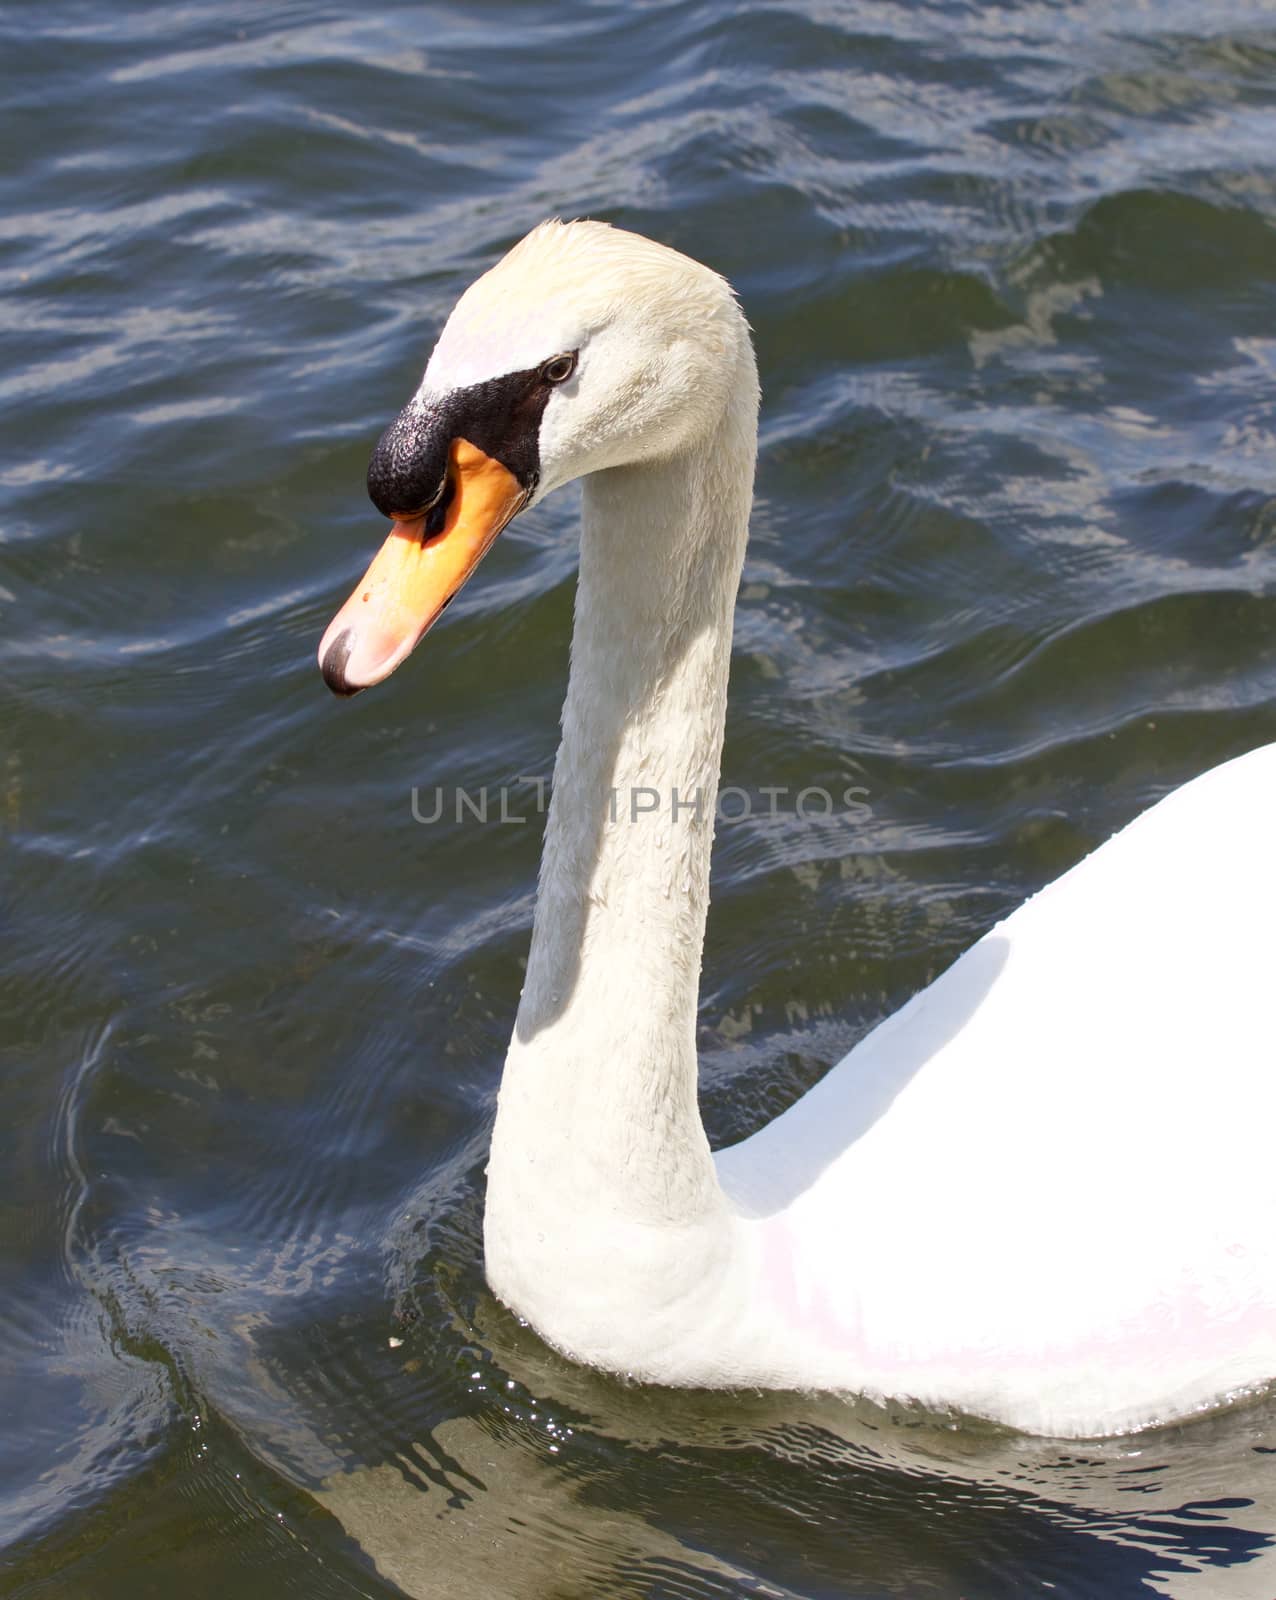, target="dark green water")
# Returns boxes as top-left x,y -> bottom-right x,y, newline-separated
4,2 -> 1276,1595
